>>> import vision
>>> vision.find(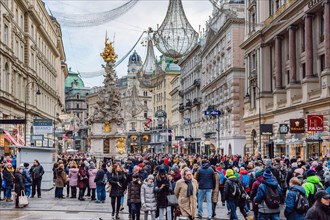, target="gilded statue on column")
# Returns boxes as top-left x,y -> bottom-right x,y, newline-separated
116,137 -> 126,154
